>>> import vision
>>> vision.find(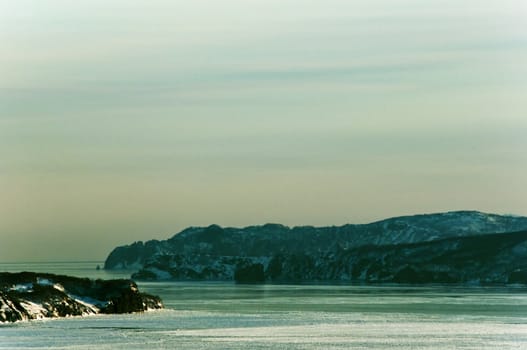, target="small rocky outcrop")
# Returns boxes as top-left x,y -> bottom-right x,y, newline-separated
0,272 -> 163,323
